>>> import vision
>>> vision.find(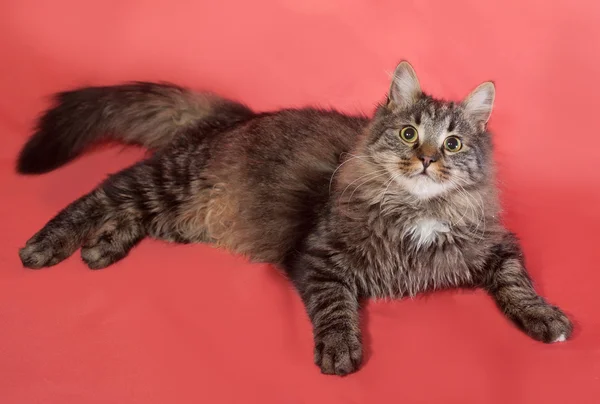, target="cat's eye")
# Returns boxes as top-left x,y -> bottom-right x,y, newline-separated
399,126 -> 418,143
444,136 -> 462,152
